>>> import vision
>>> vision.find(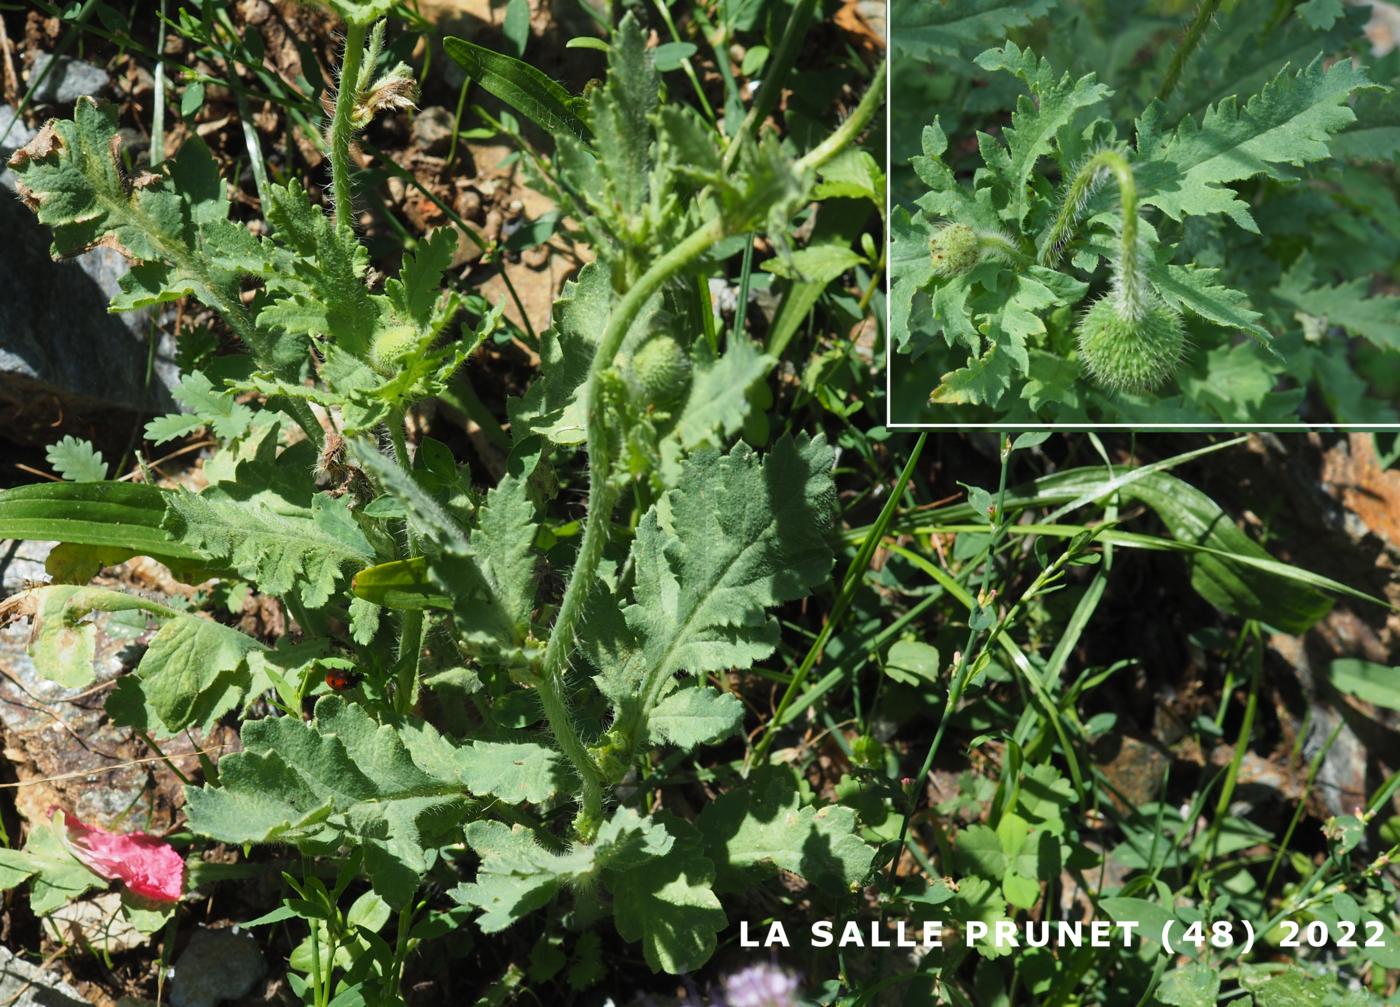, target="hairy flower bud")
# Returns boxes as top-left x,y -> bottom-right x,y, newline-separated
630,334 -> 692,409
1076,297 -> 1186,393
929,222 -> 981,277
